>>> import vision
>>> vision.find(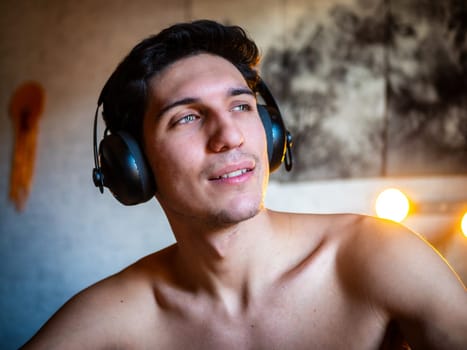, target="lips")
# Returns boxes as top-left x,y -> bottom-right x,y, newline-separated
208,161 -> 255,181
213,168 -> 251,180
